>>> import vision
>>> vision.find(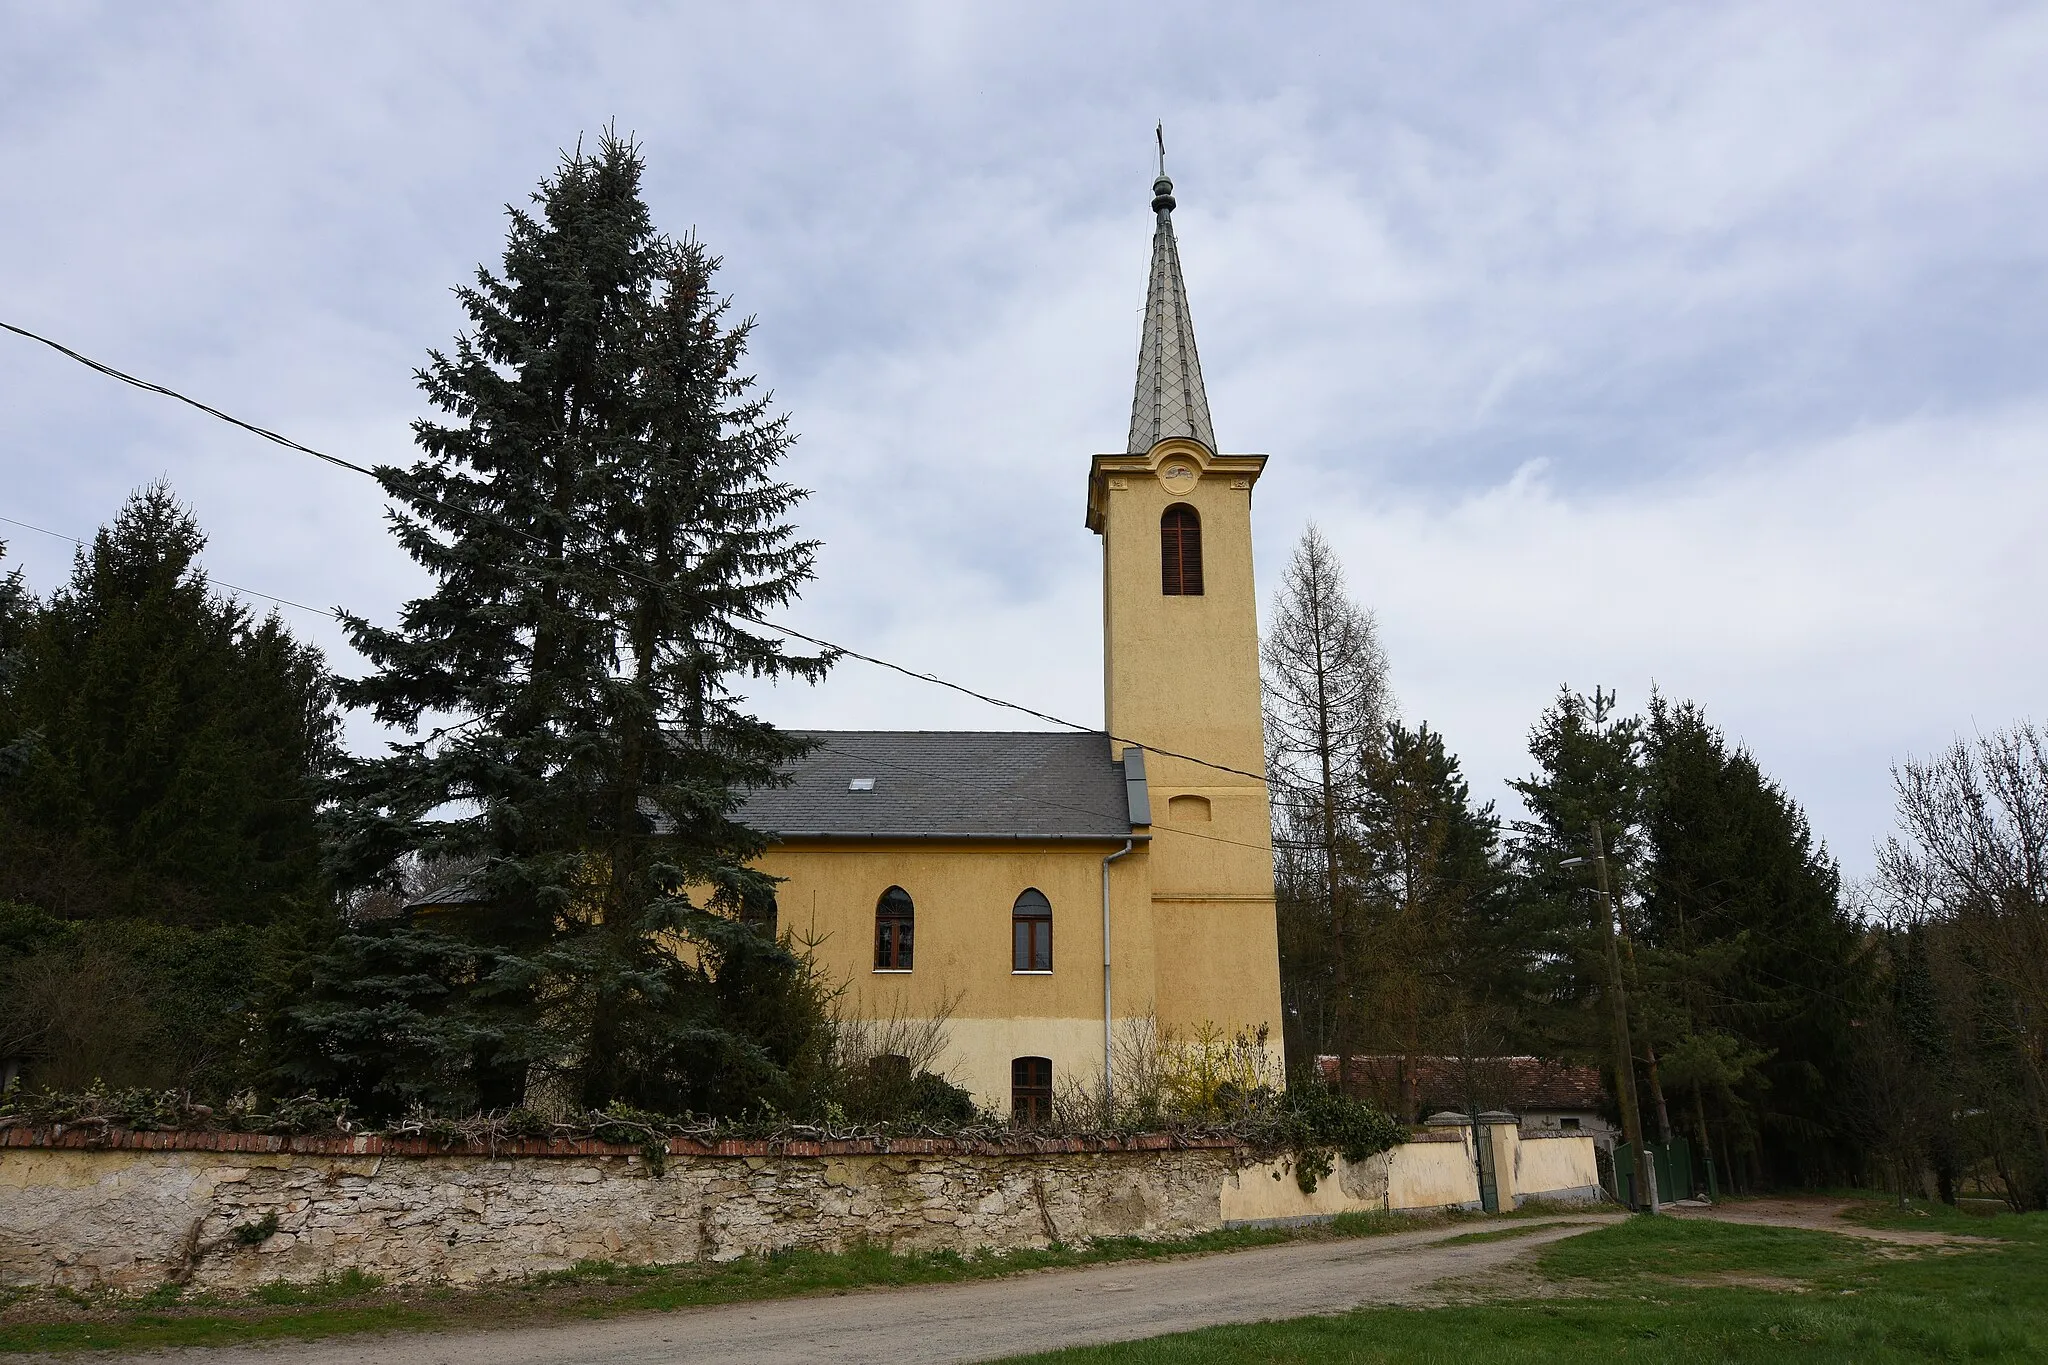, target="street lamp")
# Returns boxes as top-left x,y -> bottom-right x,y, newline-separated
1562,828 -> 1659,1214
